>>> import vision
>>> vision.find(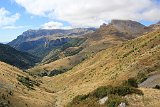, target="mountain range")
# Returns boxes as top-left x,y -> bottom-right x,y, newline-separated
0,20 -> 160,107
8,28 -> 96,58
